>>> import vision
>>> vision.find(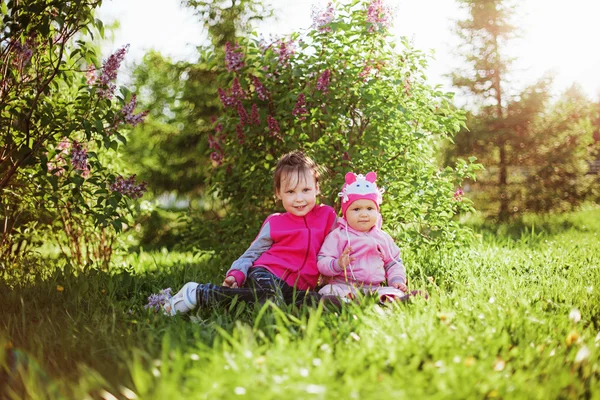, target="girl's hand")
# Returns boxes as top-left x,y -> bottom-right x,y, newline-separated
392,282 -> 408,292
338,246 -> 355,270
222,276 -> 238,288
